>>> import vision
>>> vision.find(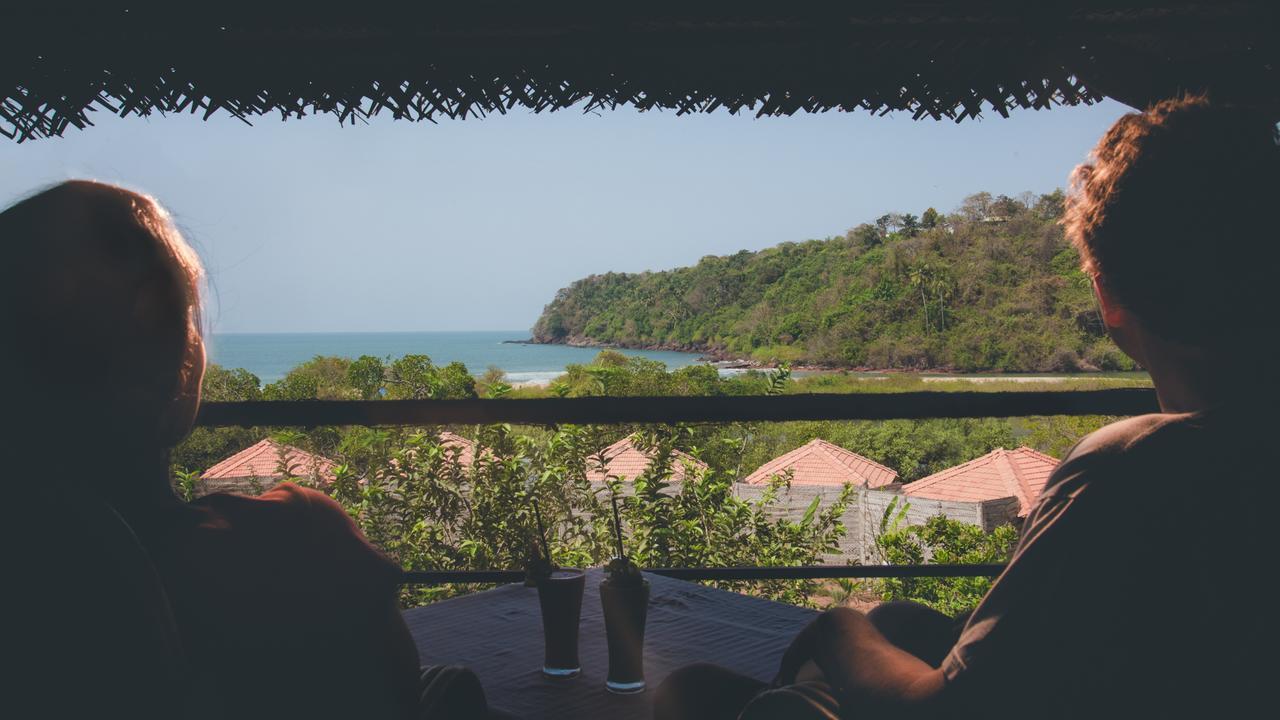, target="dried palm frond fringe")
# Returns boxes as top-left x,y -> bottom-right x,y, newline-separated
2,2 -> 1275,142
